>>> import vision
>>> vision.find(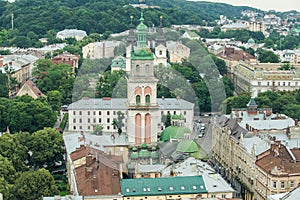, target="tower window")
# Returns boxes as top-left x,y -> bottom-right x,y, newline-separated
145,95 -> 150,104
136,95 -> 141,105
159,50 -> 162,55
